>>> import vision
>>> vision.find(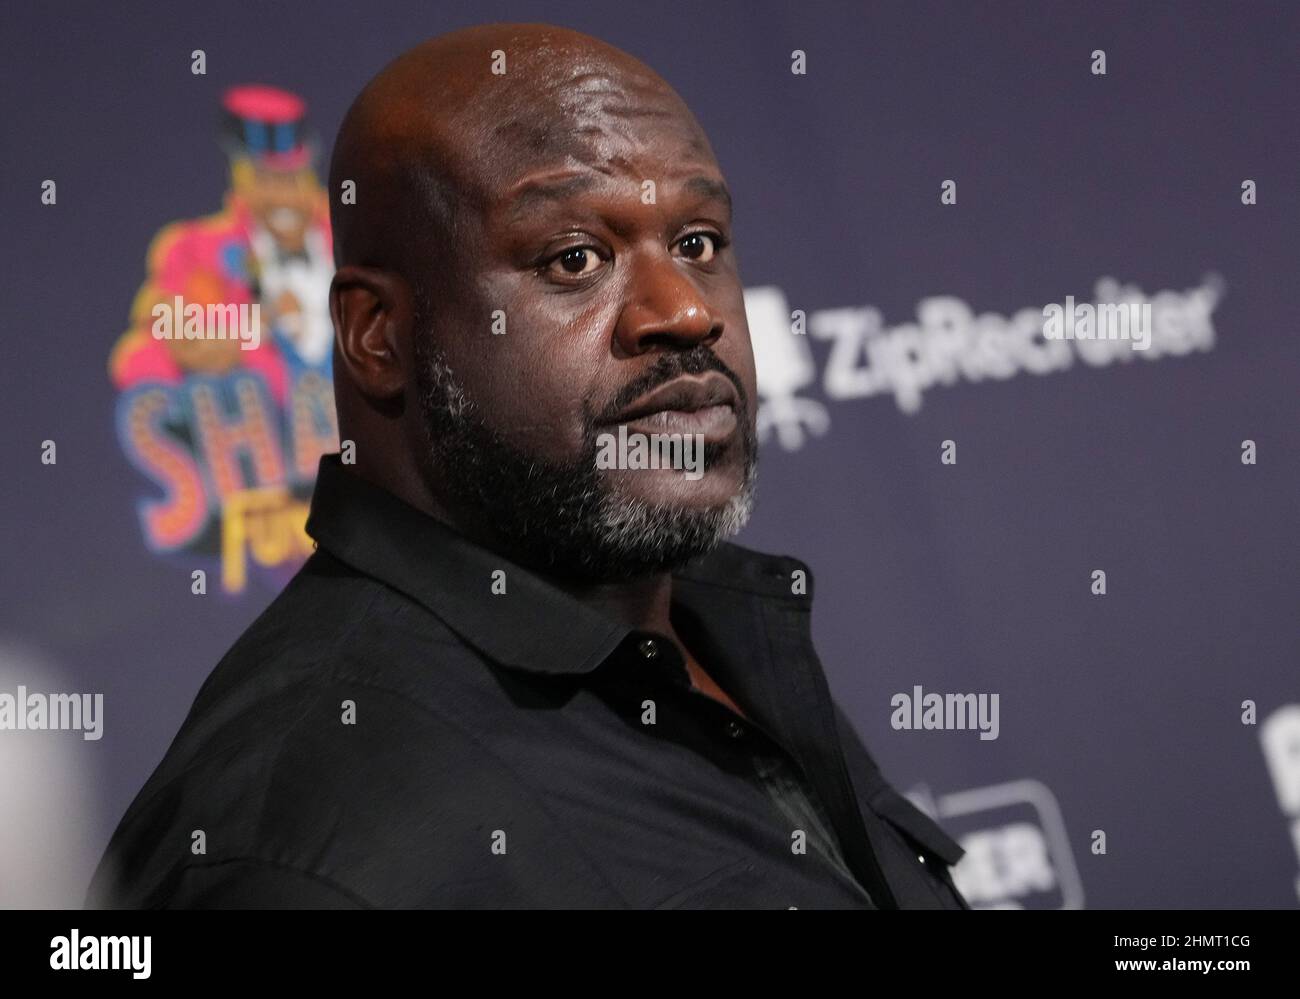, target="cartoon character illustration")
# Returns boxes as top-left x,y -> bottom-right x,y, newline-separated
109,85 -> 339,594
